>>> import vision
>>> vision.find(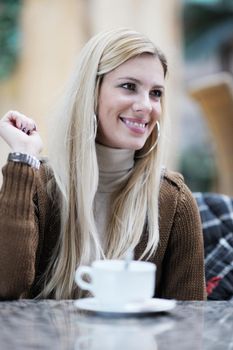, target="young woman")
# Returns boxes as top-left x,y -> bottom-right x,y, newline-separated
0,28 -> 206,300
